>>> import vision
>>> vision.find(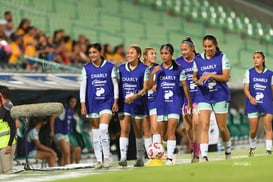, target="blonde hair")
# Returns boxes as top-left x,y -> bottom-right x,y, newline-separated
142,47 -> 155,64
